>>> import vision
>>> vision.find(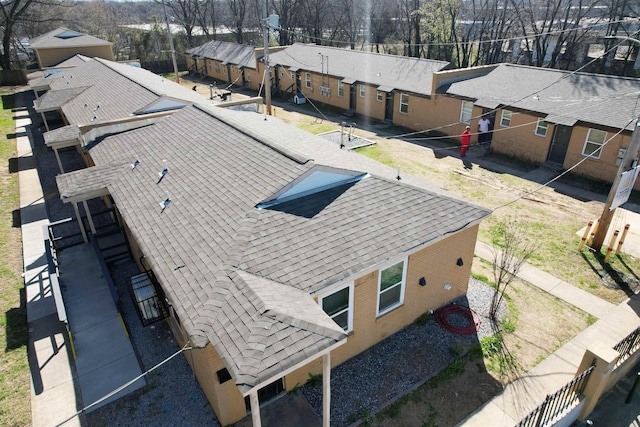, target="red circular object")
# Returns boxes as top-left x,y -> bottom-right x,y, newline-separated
434,304 -> 481,335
